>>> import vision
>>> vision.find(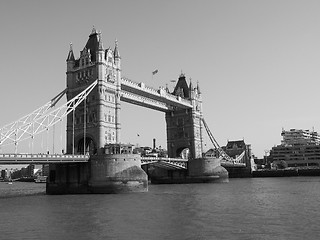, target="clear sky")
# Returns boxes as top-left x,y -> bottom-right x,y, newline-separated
1,0 -> 320,161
